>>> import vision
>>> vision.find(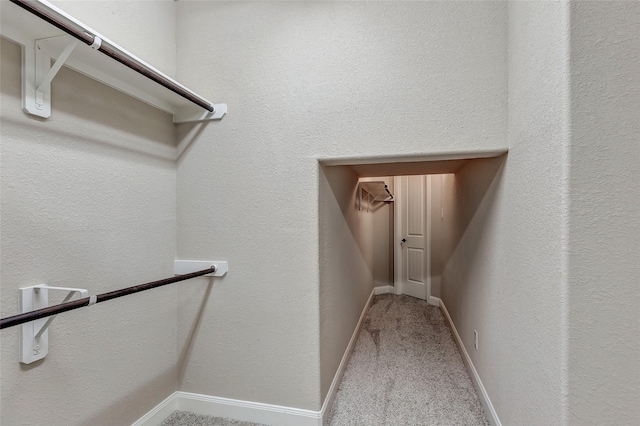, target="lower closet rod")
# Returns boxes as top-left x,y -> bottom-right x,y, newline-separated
0,266 -> 217,330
